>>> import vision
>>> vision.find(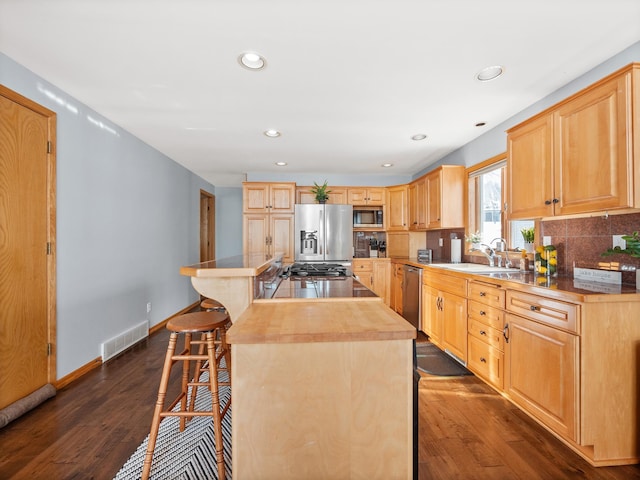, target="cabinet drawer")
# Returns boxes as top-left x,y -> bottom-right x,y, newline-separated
506,291 -> 579,334
467,335 -> 504,390
468,318 -> 504,351
424,271 -> 467,297
468,301 -> 504,330
468,281 -> 505,309
353,260 -> 373,272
